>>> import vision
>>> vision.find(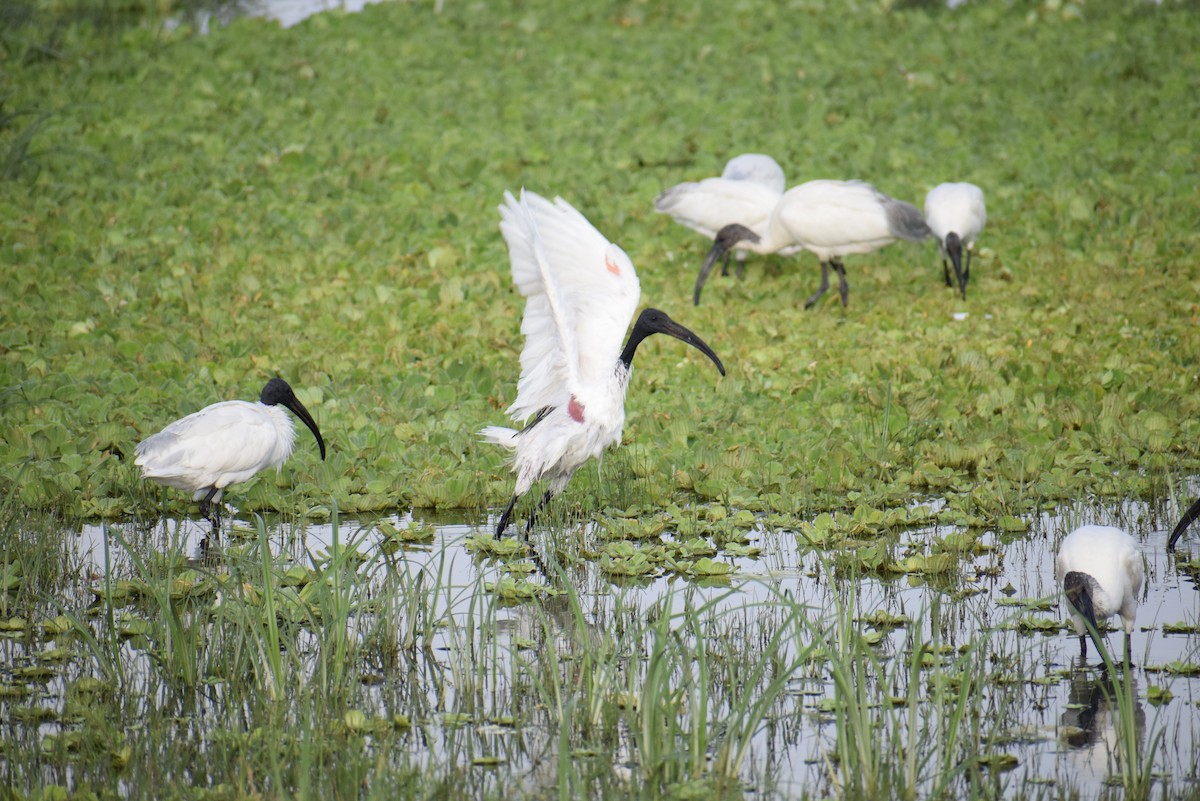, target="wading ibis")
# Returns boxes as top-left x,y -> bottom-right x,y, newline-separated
1055,525 -> 1144,661
694,179 -> 931,308
135,377 -> 326,534
924,182 -> 986,299
1167,495 -> 1200,551
654,154 -> 790,279
482,189 -> 726,539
